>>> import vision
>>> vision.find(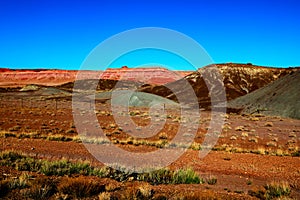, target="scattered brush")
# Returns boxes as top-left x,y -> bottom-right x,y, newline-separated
23,177 -> 57,200
249,181 -> 292,200
0,150 -> 204,186
264,181 -> 291,199
206,175 -> 218,185
58,176 -> 105,198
